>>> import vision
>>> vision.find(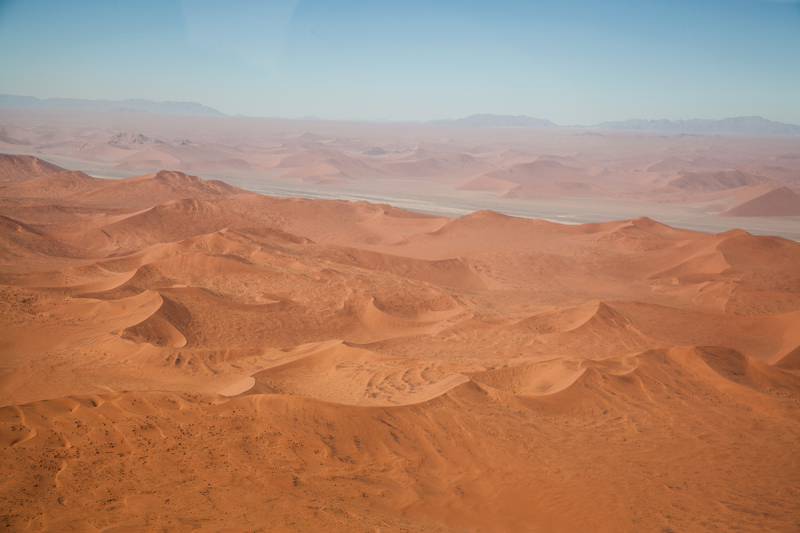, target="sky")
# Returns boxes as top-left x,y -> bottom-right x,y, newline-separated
0,0 -> 799,125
